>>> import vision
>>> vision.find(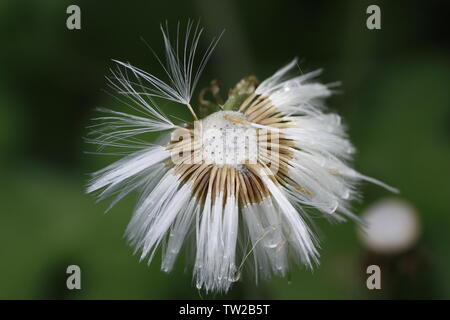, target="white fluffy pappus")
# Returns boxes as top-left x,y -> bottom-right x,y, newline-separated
86,21 -> 398,293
